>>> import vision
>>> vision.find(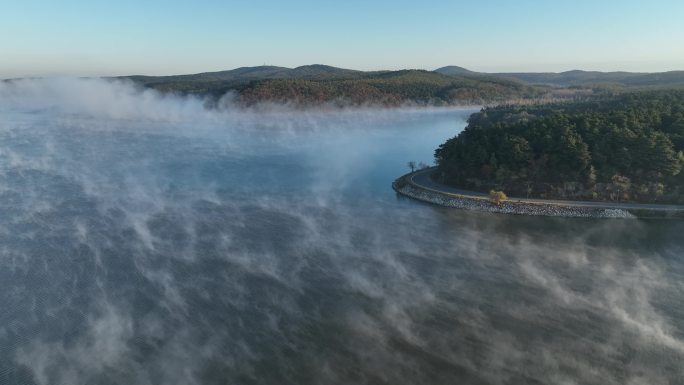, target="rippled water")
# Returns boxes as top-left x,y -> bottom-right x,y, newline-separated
0,79 -> 683,385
